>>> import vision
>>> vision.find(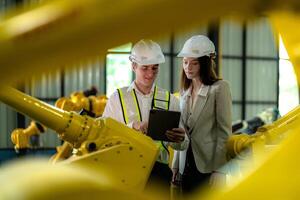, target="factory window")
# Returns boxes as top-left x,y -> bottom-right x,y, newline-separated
278,36 -> 299,115
220,18 -> 279,121
106,43 -> 132,97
